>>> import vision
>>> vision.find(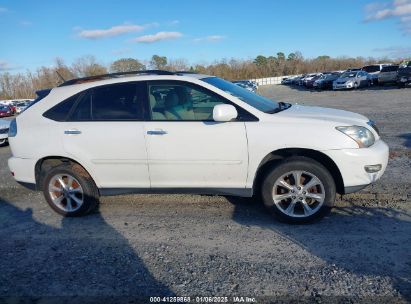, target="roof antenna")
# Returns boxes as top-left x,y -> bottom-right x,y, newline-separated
56,71 -> 66,83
